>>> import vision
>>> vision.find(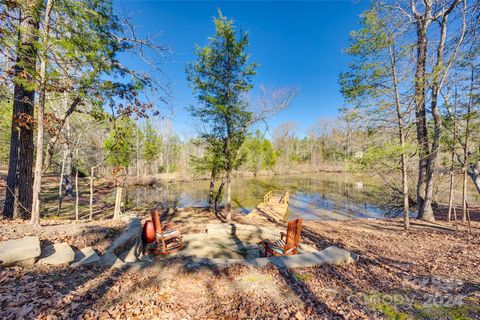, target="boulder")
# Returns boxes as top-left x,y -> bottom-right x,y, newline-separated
0,236 -> 41,266
39,243 -> 75,265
